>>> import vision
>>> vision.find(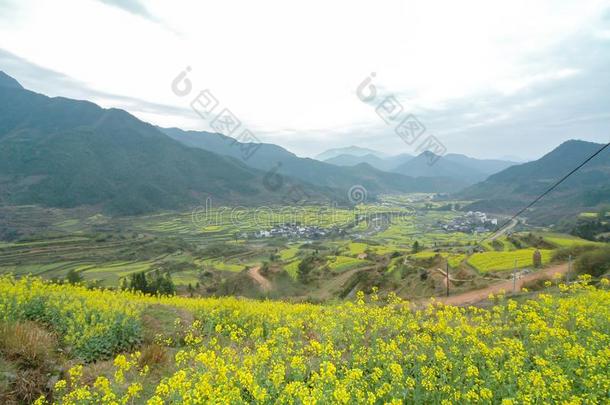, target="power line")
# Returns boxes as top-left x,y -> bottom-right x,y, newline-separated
476,141 -> 610,247
442,141 -> 609,296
